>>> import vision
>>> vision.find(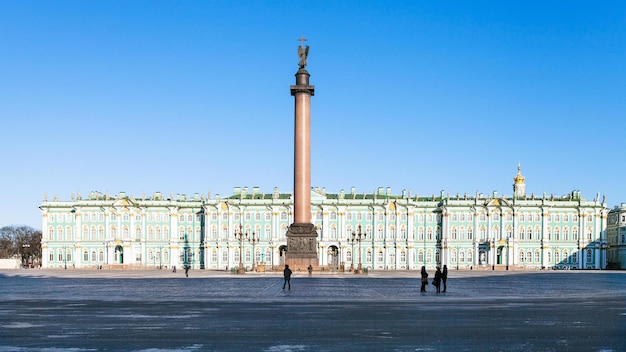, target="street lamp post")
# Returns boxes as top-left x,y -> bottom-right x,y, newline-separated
235,224 -> 245,274
349,225 -> 367,273
248,230 -> 259,272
